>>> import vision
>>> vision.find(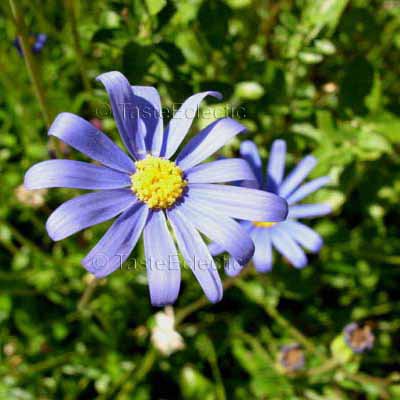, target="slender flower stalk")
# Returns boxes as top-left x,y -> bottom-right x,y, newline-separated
9,0 -> 52,128
64,0 -> 91,92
